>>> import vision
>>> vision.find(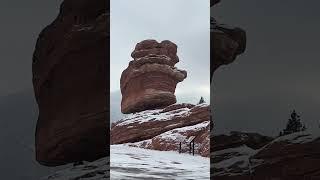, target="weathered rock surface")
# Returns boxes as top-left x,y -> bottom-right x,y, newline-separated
32,0 -> 109,166
211,132 -> 273,178
212,130 -> 320,180
111,103 -> 210,157
120,40 -> 187,114
251,130 -> 320,180
213,131 -> 273,152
